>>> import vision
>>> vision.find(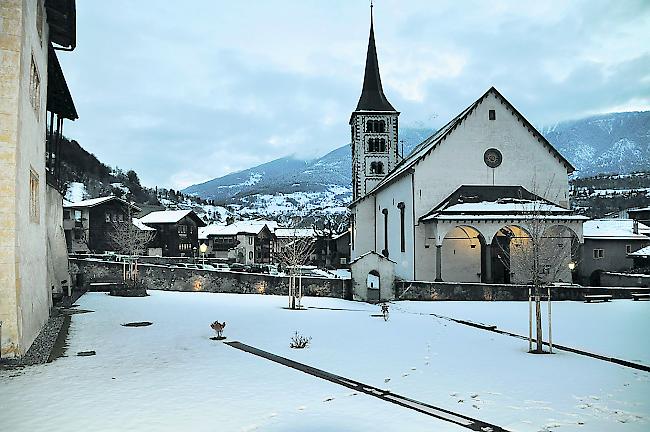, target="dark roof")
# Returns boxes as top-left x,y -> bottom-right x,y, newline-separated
419,185 -> 573,221
45,0 -> 76,50
354,12 -> 395,112
47,45 -> 77,120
